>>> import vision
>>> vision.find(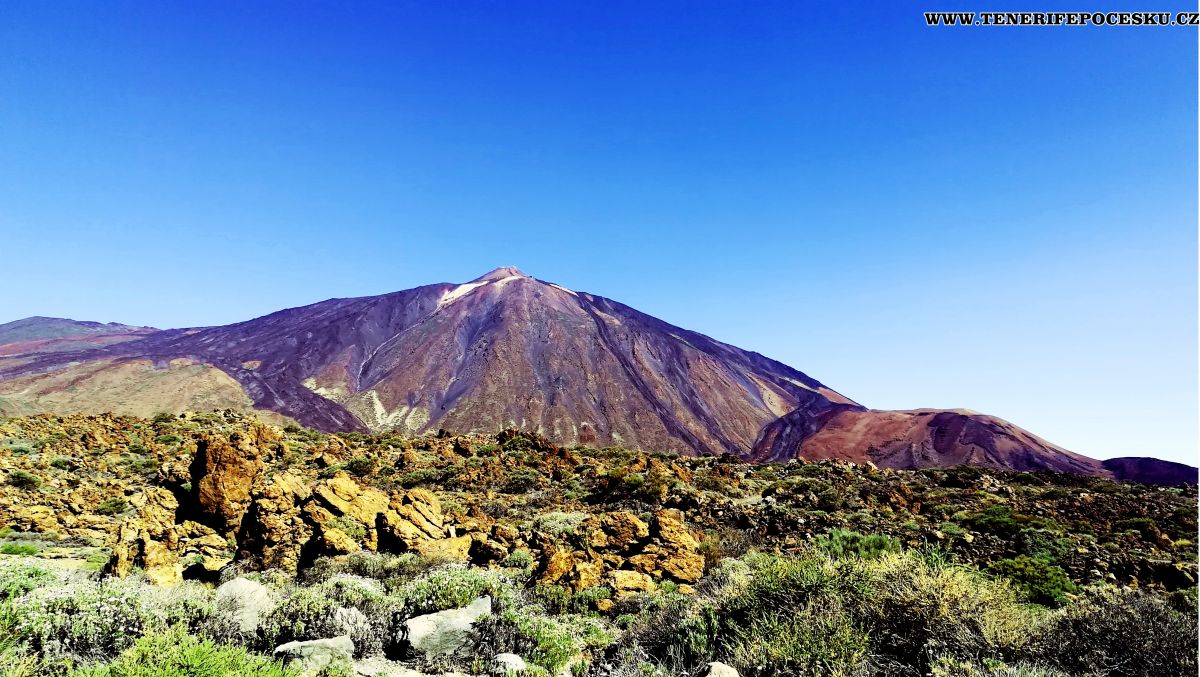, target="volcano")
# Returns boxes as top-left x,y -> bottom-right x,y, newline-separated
0,267 -> 1189,482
